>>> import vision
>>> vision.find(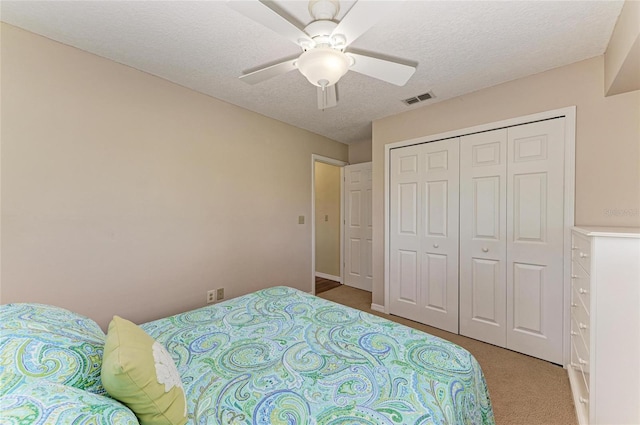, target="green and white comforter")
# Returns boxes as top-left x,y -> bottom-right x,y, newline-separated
142,286 -> 495,424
